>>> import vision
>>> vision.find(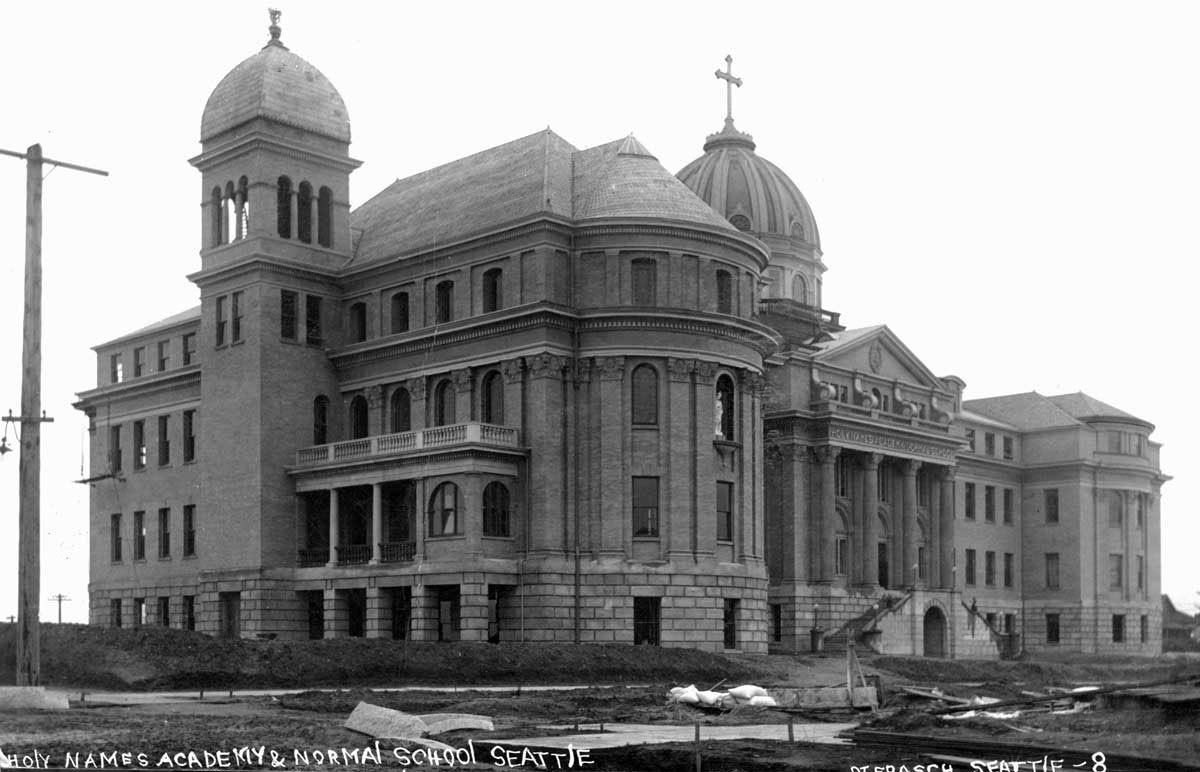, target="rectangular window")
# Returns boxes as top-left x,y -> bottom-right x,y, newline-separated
771,604 -> 782,643
631,259 -> 657,306
1136,554 -> 1144,592
133,346 -> 145,377
1044,489 -> 1059,524
216,295 -> 227,346
965,548 -> 977,586
1046,613 -> 1060,644
878,464 -> 890,503
835,537 -> 849,576
835,455 -> 851,498
183,596 -> 196,632
1045,552 -> 1060,590
1136,434 -> 1147,457
111,598 -> 122,628
110,513 -> 122,562
984,486 -> 995,522
1112,614 -> 1125,643
134,598 -> 146,627
109,425 -> 122,473
966,429 -> 976,452
1004,552 -> 1014,587
231,291 -> 243,343
157,415 -> 170,466
723,598 -> 739,650
183,504 -> 196,557
133,511 -> 146,560
305,295 -> 322,344
633,596 -> 660,645
632,477 -> 659,537
157,596 -> 170,627
110,353 -> 123,384
1136,495 -> 1145,529
1004,613 -> 1015,634
984,432 -> 995,456
964,482 -> 976,520
157,340 -> 170,371
158,507 -> 170,559
716,481 -> 733,542
1002,436 -> 1013,461
1109,553 -> 1123,589
917,545 -> 927,582
280,290 -> 298,340
1108,491 -> 1123,528
1139,614 -> 1148,643
182,333 -> 196,365
986,612 -> 997,630
1002,489 -> 1013,524
133,420 -> 146,470
1107,430 -> 1122,453
985,550 -> 996,586
183,410 -> 196,462
916,472 -> 930,507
